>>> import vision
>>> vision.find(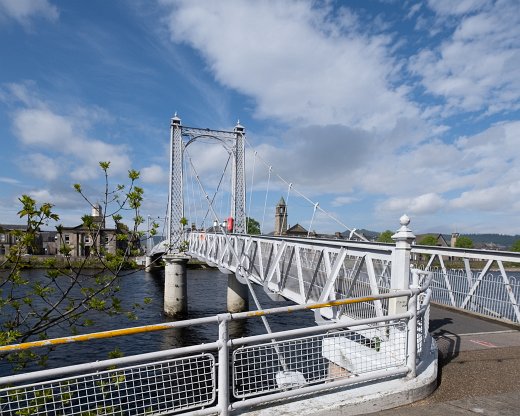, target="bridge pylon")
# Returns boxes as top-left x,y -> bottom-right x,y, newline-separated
166,114 -> 247,252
